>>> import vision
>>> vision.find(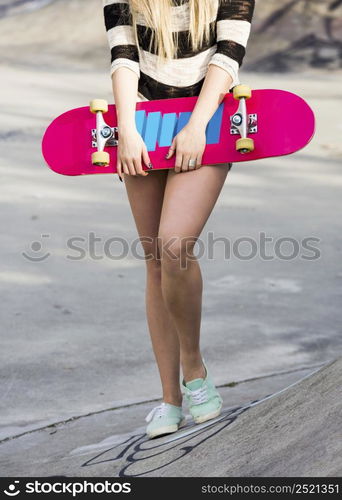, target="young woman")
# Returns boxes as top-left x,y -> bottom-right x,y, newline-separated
103,0 -> 255,438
